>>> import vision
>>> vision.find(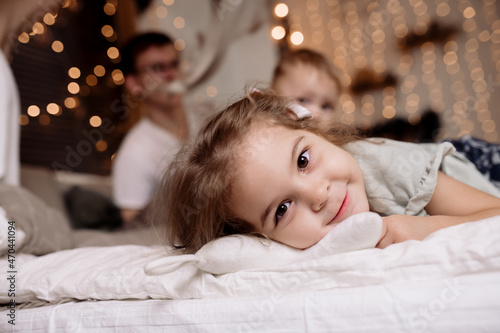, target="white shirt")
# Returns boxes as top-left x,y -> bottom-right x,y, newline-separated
0,51 -> 20,186
112,117 -> 183,210
111,102 -> 209,211
346,138 -> 500,217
